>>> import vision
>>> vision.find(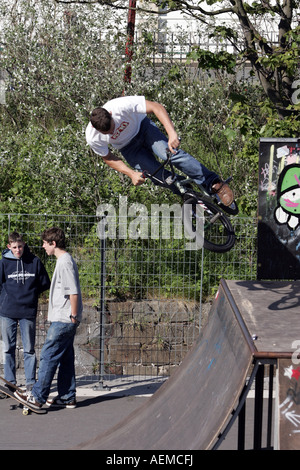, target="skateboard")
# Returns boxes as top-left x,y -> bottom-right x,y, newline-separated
0,376 -> 47,415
